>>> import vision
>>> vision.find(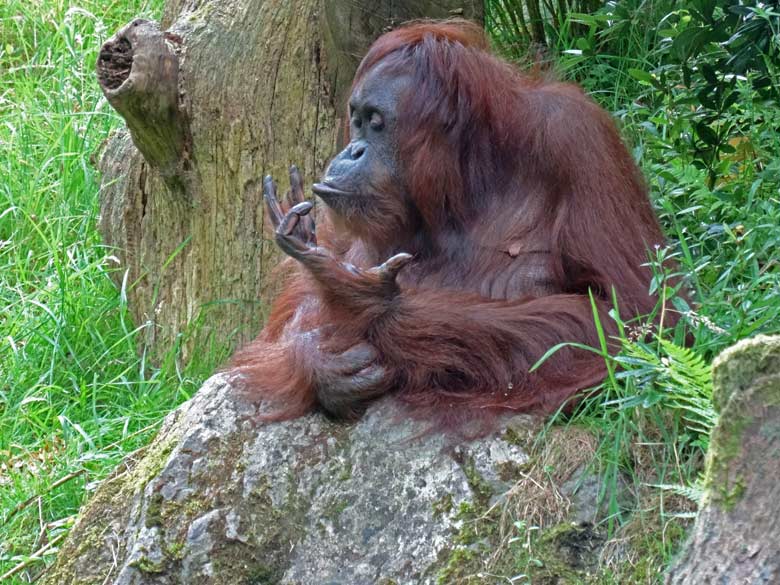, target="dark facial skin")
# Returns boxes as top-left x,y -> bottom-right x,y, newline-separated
312,64 -> 411,220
